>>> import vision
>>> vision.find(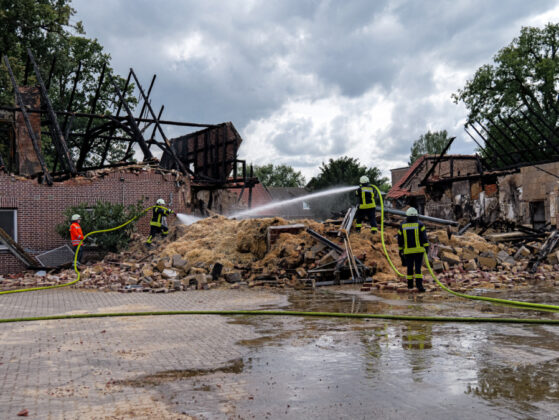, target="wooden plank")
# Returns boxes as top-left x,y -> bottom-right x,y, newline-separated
0,227 -> 40,267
